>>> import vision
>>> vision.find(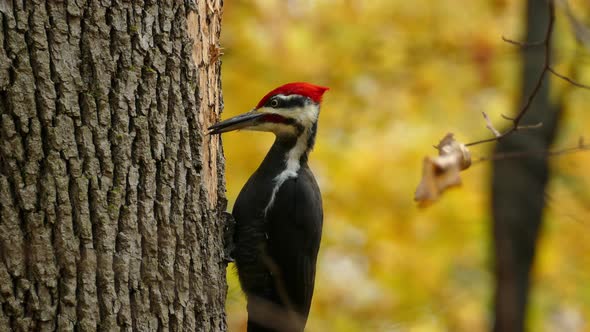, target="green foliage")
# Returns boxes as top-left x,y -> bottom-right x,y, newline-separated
222,1 -> 590,330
